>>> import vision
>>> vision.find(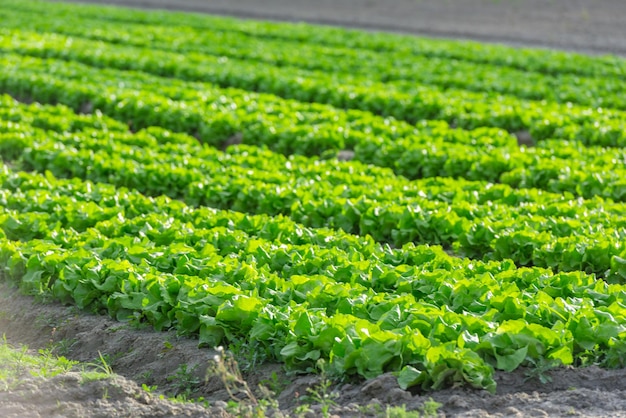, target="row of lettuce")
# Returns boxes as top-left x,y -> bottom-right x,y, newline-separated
1,8 -> 625,111
4,0 -> 626,81
2,164 -> 626,392
2,96 -> 626,281
3,29 -> 626,148
2,56 -> 626,205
